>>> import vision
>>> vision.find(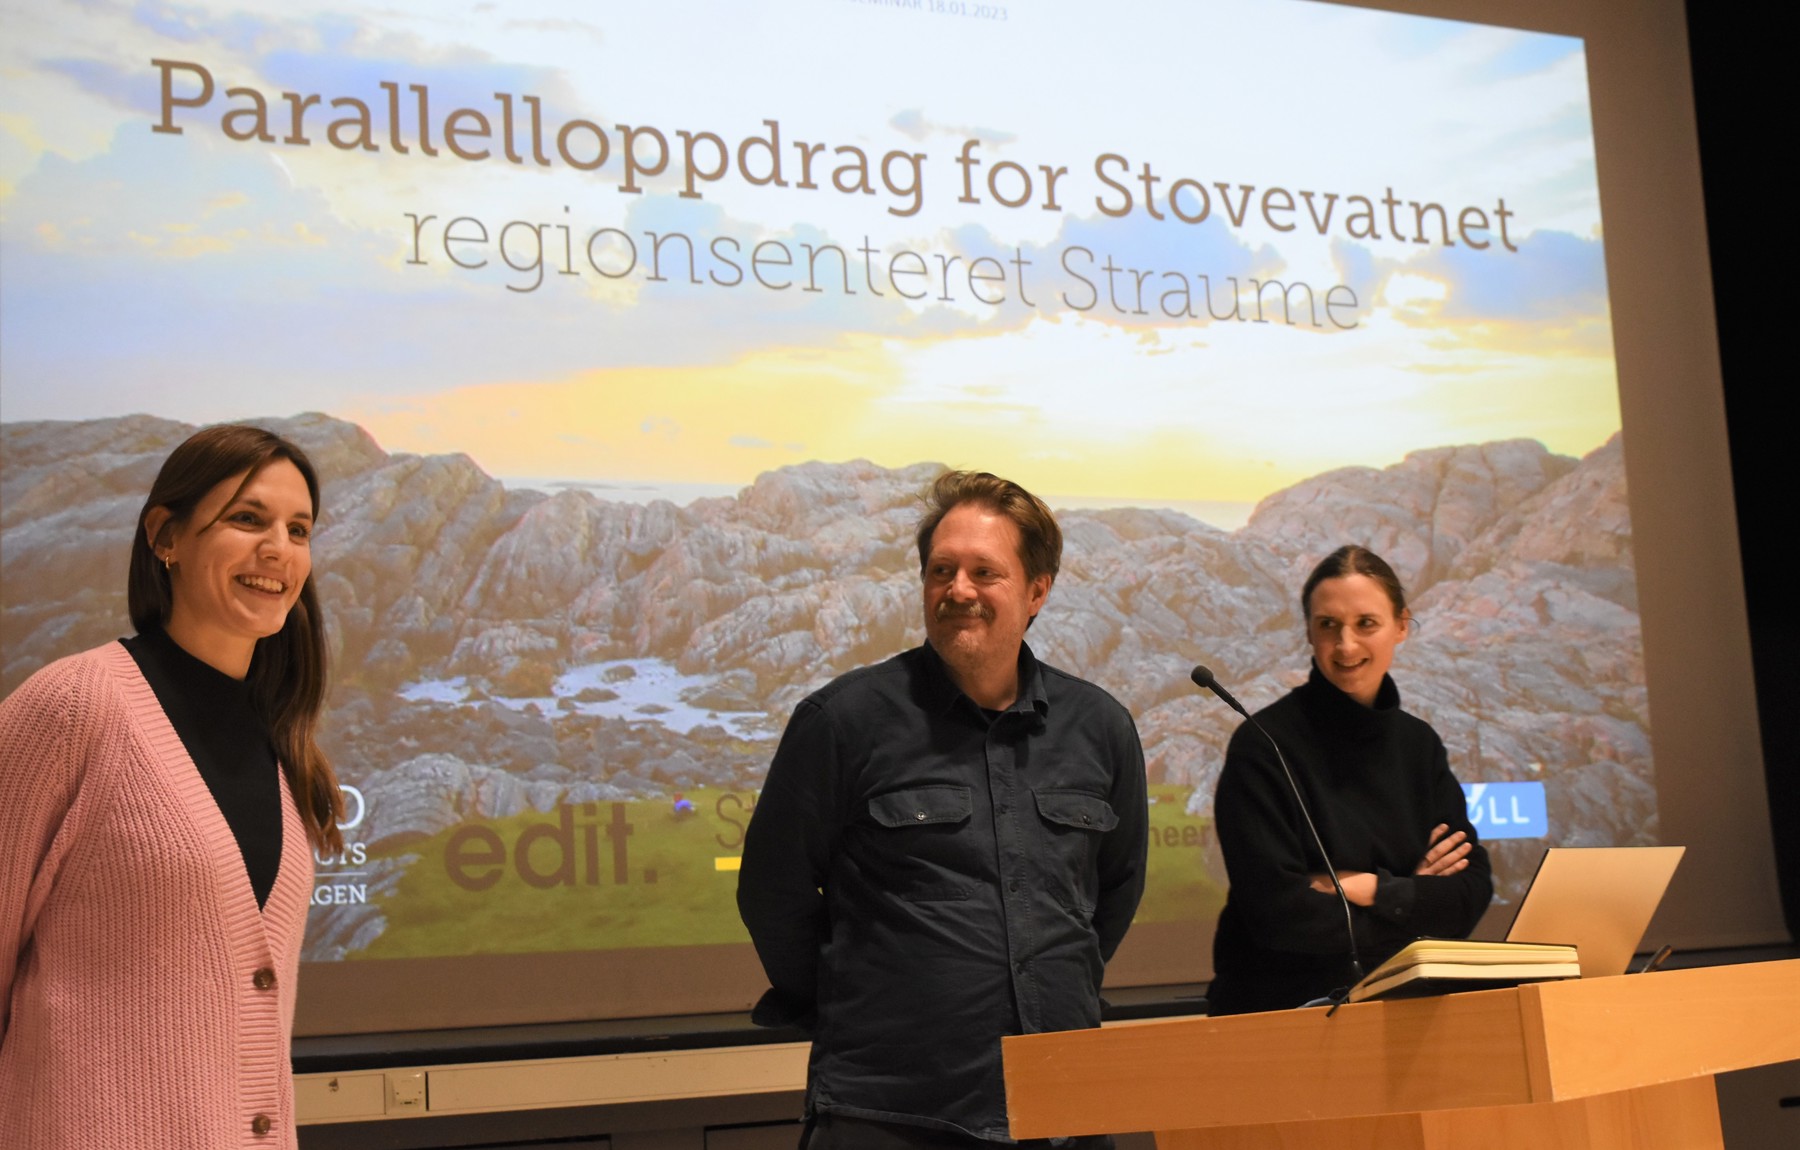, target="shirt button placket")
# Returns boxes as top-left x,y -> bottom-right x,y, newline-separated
991,729 -> 1036,1022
